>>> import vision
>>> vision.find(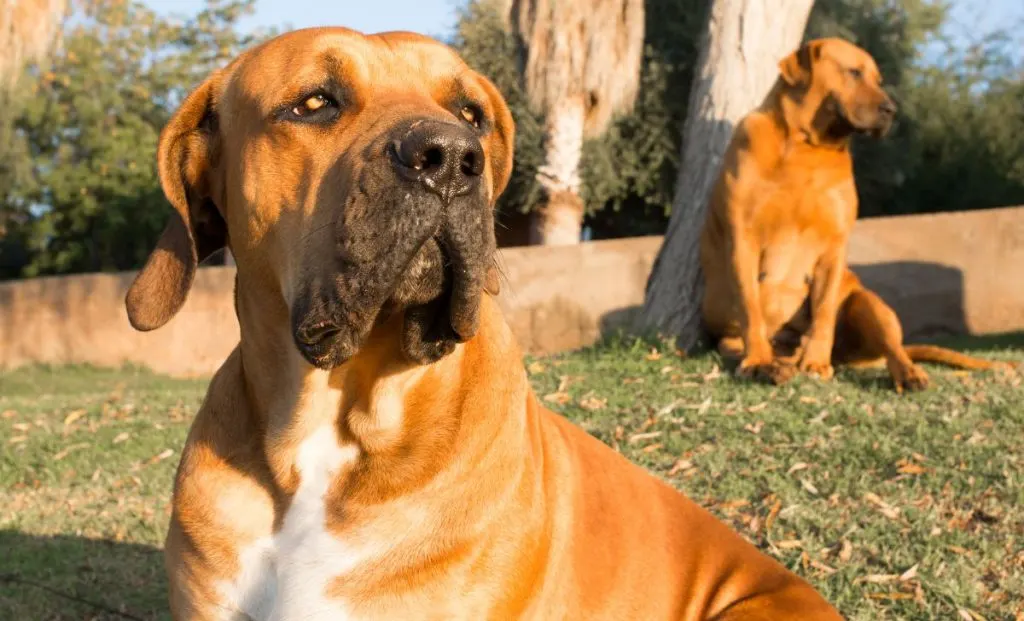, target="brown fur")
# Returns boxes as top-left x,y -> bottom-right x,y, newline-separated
700,38 -> 1014,392
133,28 -> 840,619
